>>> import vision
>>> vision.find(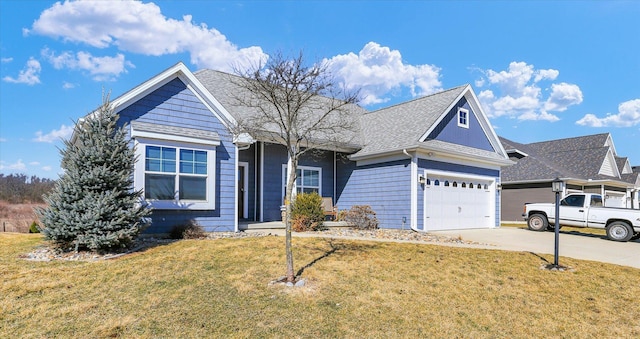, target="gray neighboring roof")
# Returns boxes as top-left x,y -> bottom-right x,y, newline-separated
500,133 -> 637,184
615,156 -> 629,173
